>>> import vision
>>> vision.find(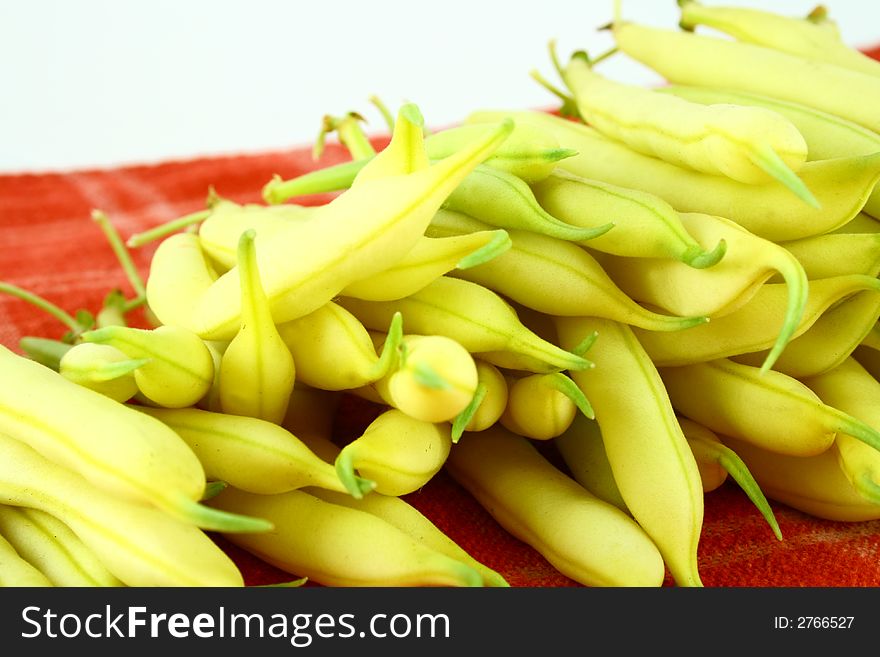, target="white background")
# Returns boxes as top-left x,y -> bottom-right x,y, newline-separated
2,0 -> 879,173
